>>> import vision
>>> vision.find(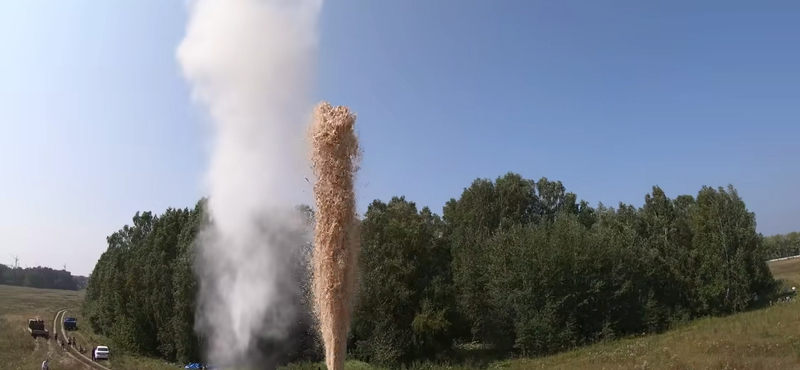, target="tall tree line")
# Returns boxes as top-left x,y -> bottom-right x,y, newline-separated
83,201 -> 206,361
763,232 -> 800,260
0,265 -> 81,290
83,173 -> 780,366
